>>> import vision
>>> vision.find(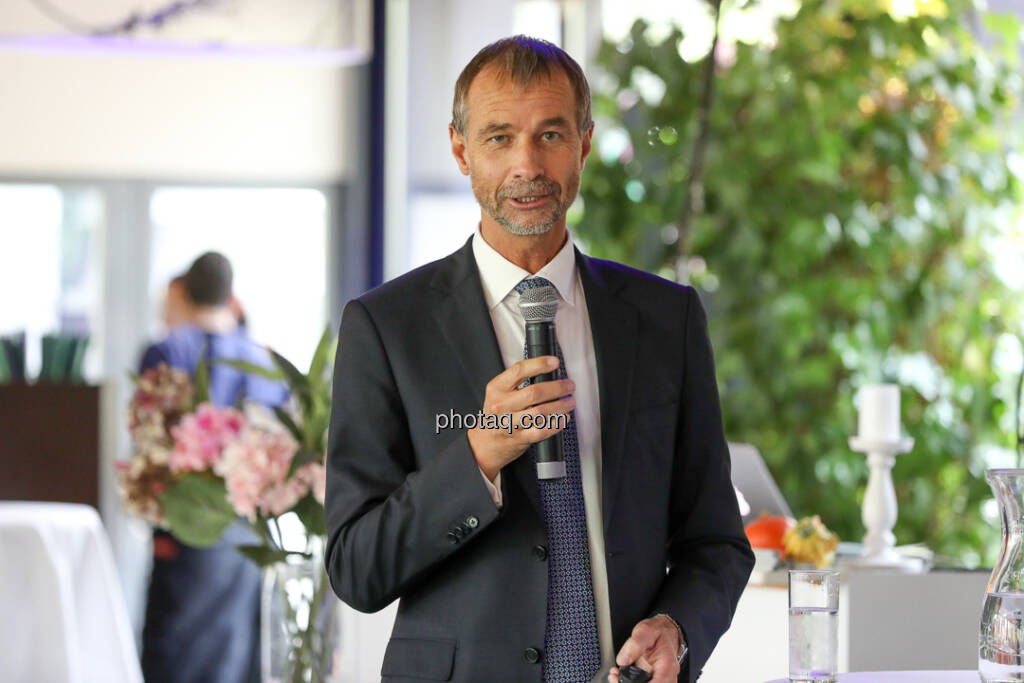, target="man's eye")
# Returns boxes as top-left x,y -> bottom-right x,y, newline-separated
489,135 -> 508,143
542,131 -> 560,141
